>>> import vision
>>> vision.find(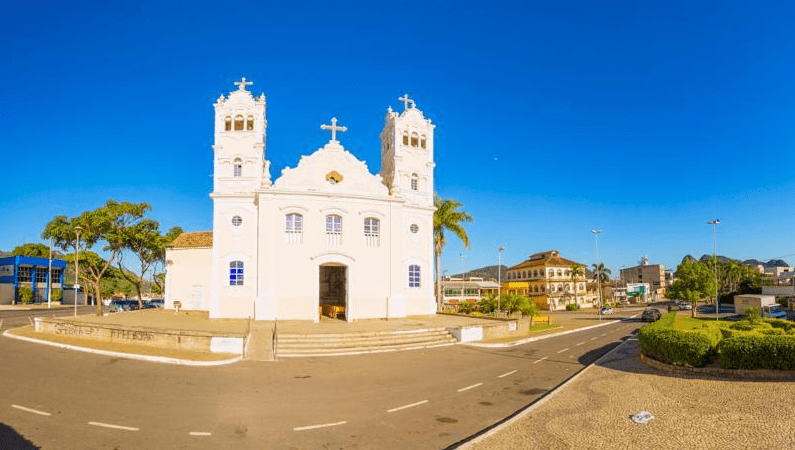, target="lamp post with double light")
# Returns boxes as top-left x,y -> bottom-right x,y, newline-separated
707,219 -> 721,320
74,226 -> 82,316
498,246 -> 505,313
591,229 -> 602,308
